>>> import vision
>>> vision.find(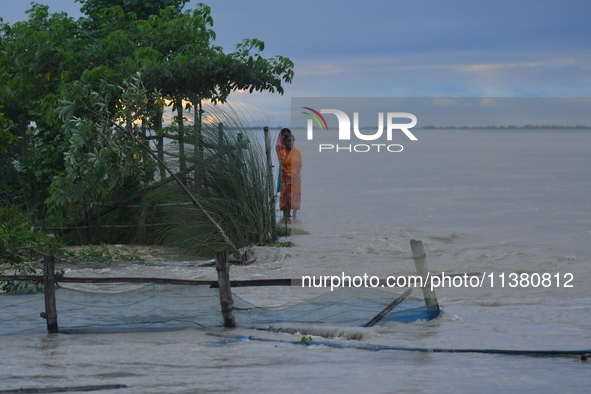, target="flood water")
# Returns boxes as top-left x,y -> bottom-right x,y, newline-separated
1,129 -> 590,393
